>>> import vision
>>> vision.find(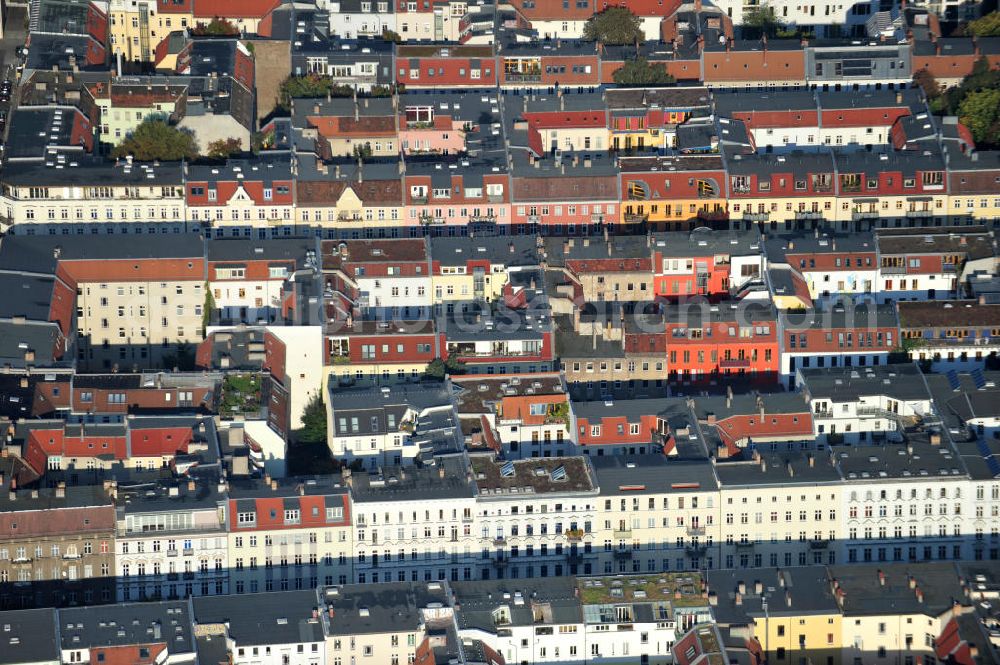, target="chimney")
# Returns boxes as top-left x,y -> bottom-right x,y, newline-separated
908,575 -> 916,590
187,479 -> 196,492
915,586 -> 924,603
313,103 -> 320,114
734,591 -> 742,606
8,477 -> 15,501
754,580 -> 763,594
694,0 -> 701,11
438,465 -> 446,479
737,580 -> 746,595
878,569 -> 886,586
55,481 -> 66,499
708,591 -> 718,606
270,479 -> 278,491
807,454 -> 814,468
785,591 -> 792,607
895,91 -> 903,105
